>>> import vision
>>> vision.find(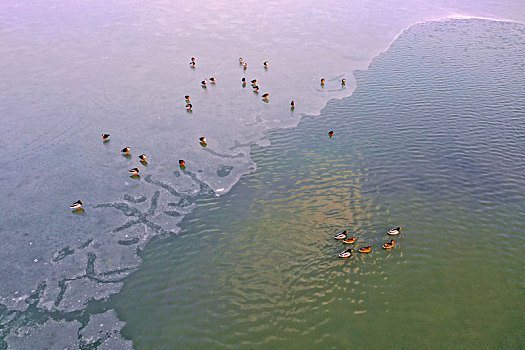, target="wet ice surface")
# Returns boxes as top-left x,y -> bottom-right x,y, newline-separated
1,0 -> 524,348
